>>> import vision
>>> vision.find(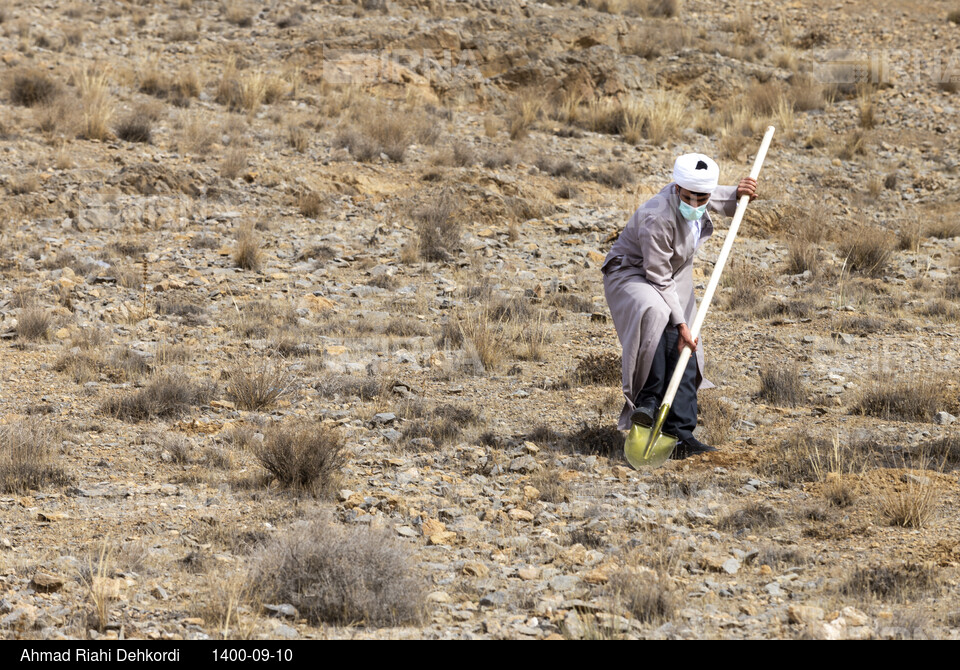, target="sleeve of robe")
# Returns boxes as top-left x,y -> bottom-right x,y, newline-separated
707,185 -> 740,217
635,213 -> 687,327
